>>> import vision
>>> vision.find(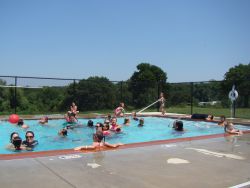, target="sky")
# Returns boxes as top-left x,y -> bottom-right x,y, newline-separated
0,0 -> 250,84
